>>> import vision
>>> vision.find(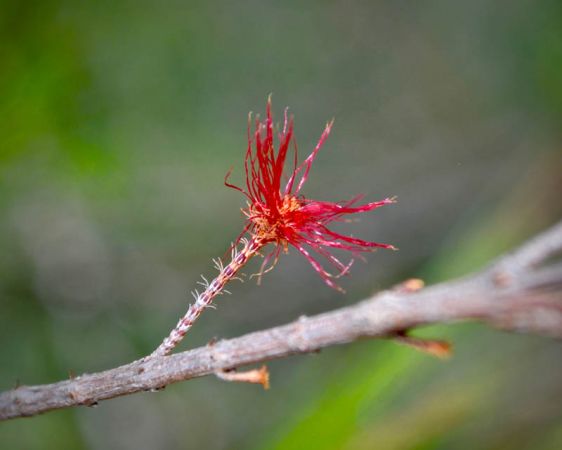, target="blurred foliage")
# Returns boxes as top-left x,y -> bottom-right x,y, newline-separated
0,0 -> 561,449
